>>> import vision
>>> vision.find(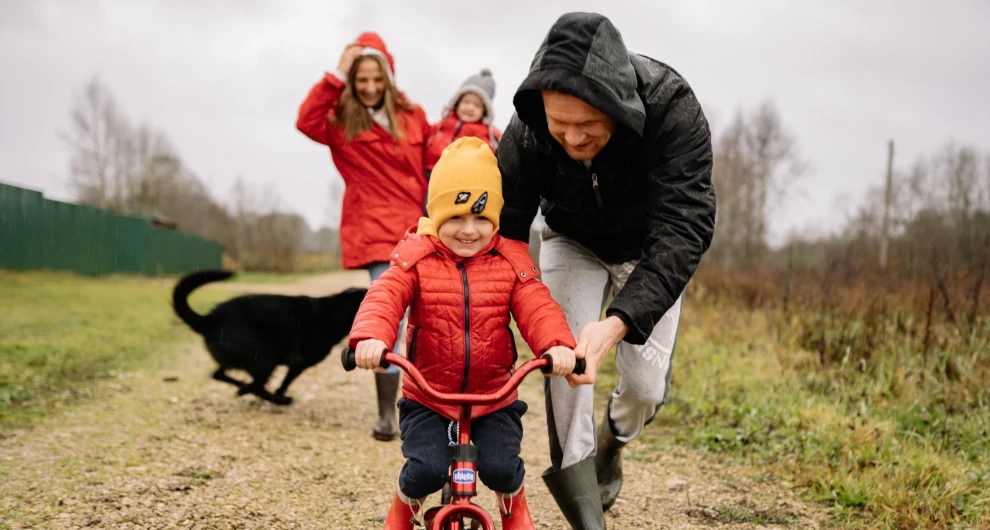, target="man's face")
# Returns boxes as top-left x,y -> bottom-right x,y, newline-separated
542,90 -> 614,161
